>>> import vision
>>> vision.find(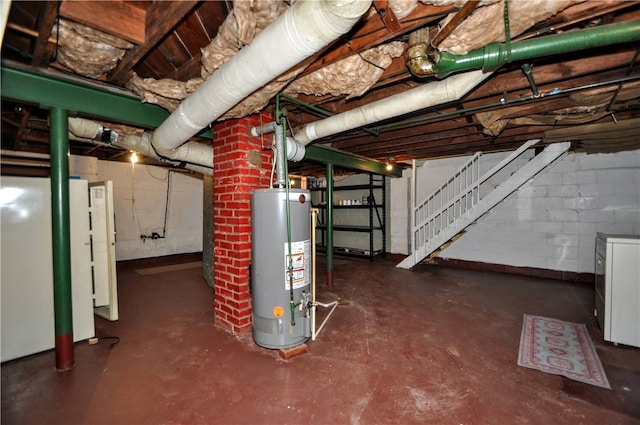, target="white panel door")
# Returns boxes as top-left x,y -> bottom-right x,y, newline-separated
89,181 -> 118,321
